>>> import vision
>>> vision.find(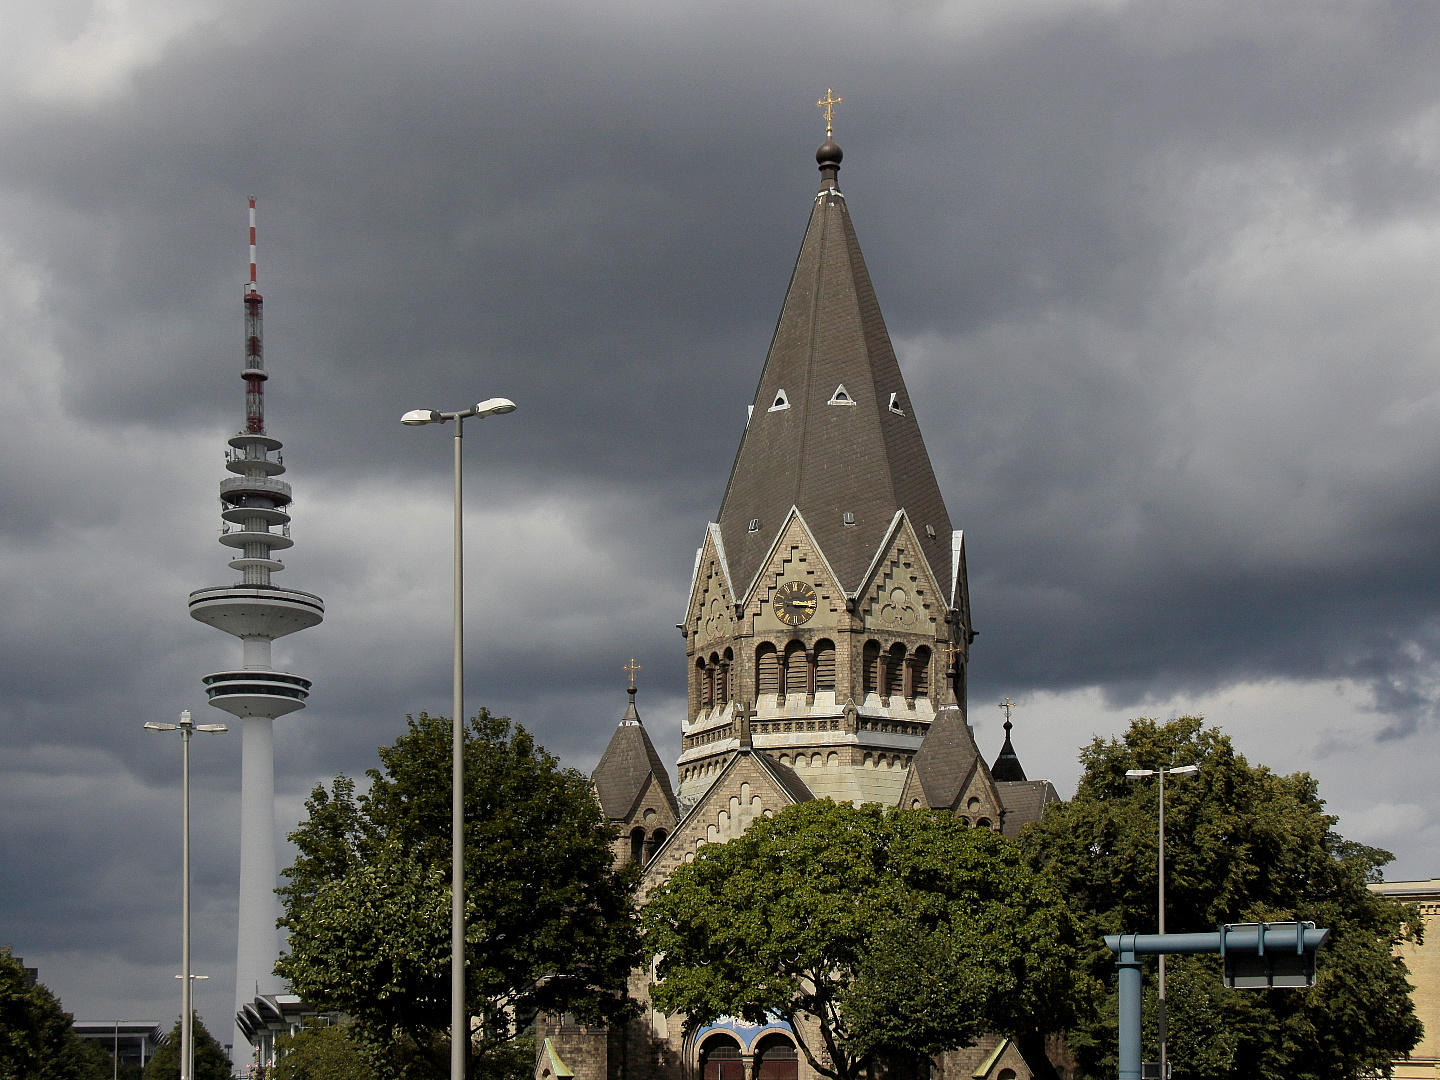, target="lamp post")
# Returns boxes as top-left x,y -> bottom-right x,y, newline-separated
113,1018 -> 127,1080
147,711 -> 228,1080
1125,763 -> 1199,1080
401,396 -> 517,1080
